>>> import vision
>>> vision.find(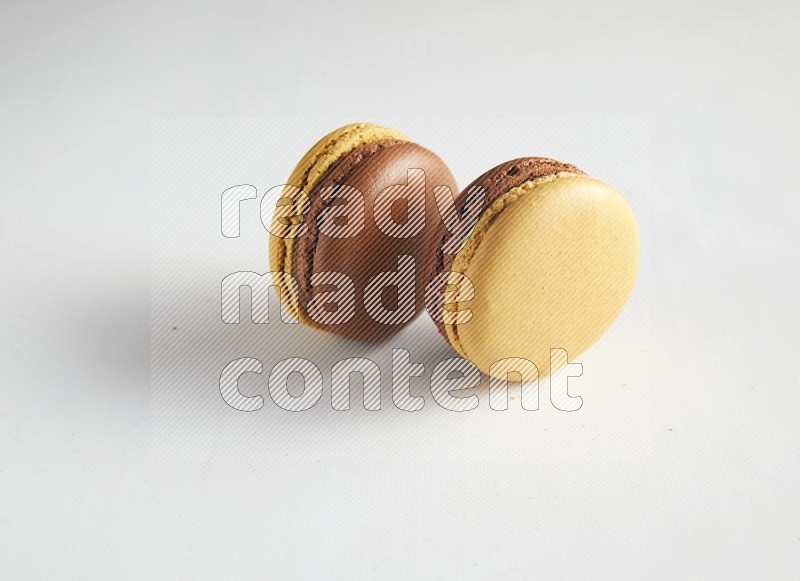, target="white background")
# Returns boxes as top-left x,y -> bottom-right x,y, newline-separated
2,1 -> 799,579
